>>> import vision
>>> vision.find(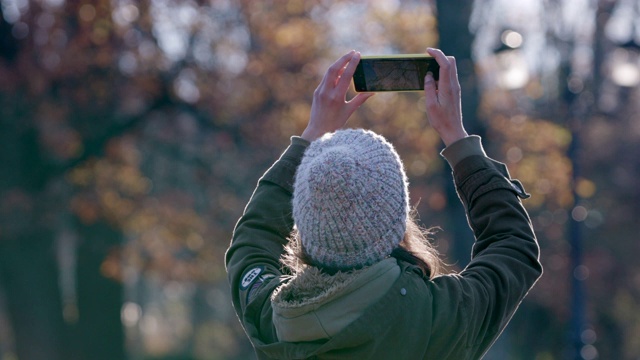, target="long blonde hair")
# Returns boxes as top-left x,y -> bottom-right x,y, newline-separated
282,211 -> 447,279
